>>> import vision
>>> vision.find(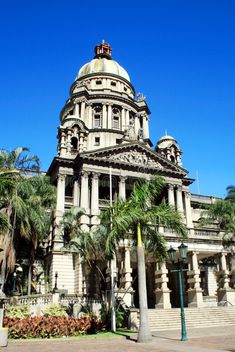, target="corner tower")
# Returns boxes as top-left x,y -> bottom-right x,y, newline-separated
57,41 -> 152,158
